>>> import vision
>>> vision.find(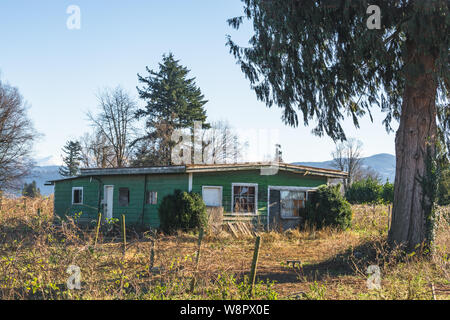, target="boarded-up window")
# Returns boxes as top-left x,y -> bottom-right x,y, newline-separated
280,191 -> 305,218
202,186 -> 222,207
119,188 -> 130,207
233,185 -> 256,213
72,187 -> 83,205
146,191 -> 157,205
